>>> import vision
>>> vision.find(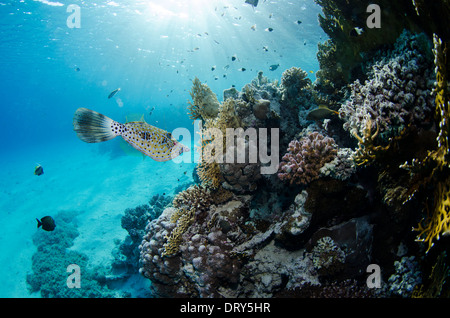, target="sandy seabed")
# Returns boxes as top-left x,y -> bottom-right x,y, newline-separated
0,141 -> 194,297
